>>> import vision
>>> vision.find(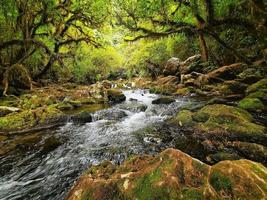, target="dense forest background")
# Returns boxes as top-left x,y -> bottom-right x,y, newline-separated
0,0 -> 266,96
